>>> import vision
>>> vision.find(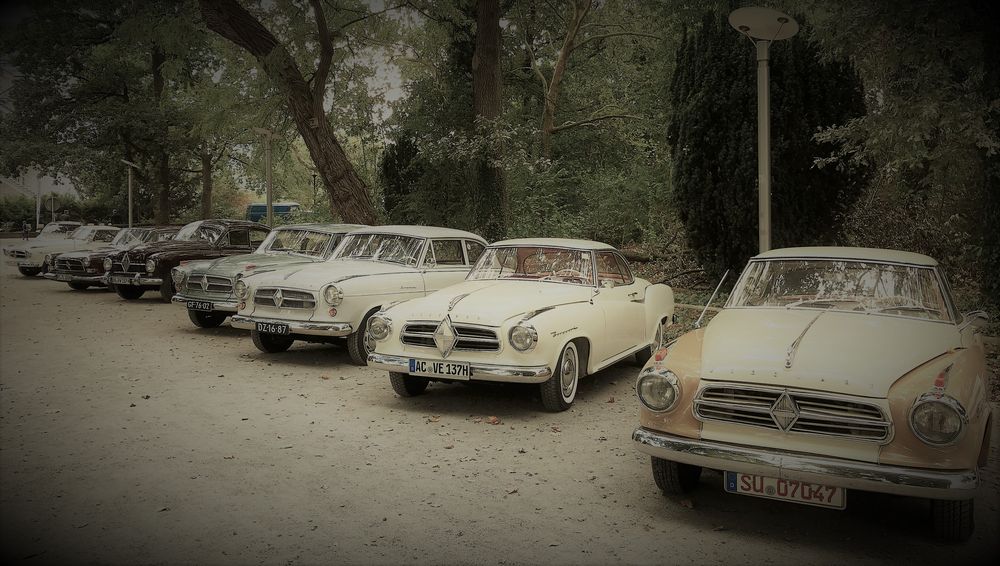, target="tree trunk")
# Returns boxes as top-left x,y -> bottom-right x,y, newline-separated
472,0 -> 507,240
540,0 -> 591,159
198,0 -> 378,226
201,150 -> 213,219
151,46 -> 170,224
